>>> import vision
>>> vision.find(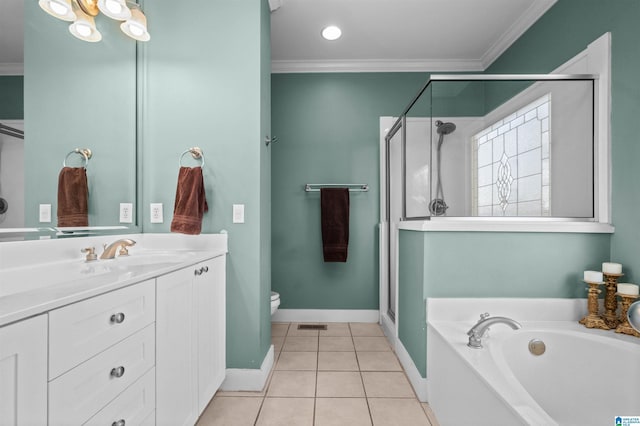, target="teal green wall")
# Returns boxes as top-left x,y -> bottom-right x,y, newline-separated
398,230 -> 611,378
484,0 -> 640,282
259,0 -> 273,362
423,232 -> 610,298
24,0 -> 137,227
0,76 -> 23,119
271,73 -> 427,310
398,231 -> 427,377
143,0 -> 271,369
